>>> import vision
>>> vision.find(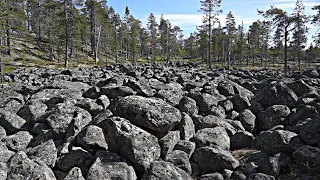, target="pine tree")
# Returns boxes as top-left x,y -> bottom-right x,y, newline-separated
311,5 -> 320,46
259,6 -> 296,73
147,13 -> 158,64
291,0 -> 309,71
199,0 -> 223,68
225,11 -> 236,68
